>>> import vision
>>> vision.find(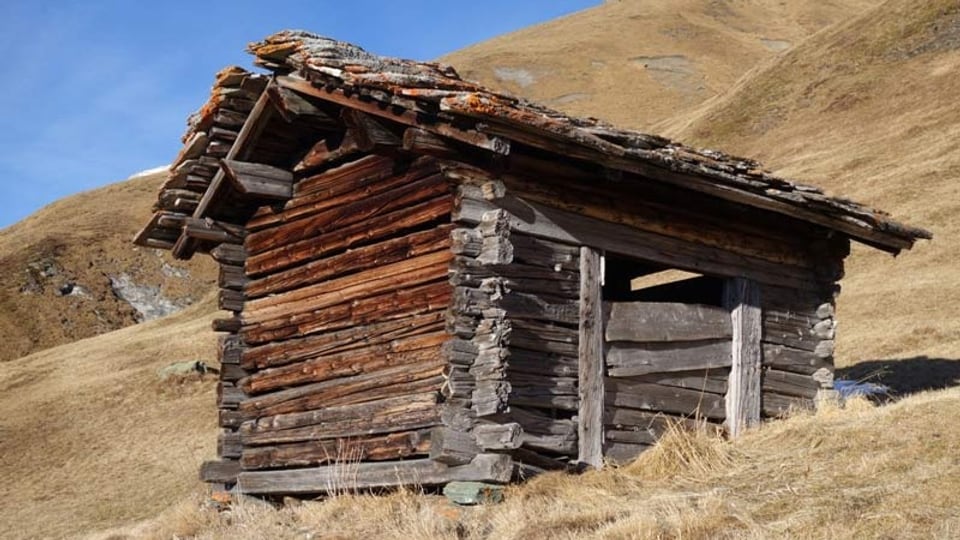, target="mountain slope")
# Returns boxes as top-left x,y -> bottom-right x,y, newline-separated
443,0 -> 879,130
662,0 -> 960,363
0,297 -> 220,539
0,171 -> 216,361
